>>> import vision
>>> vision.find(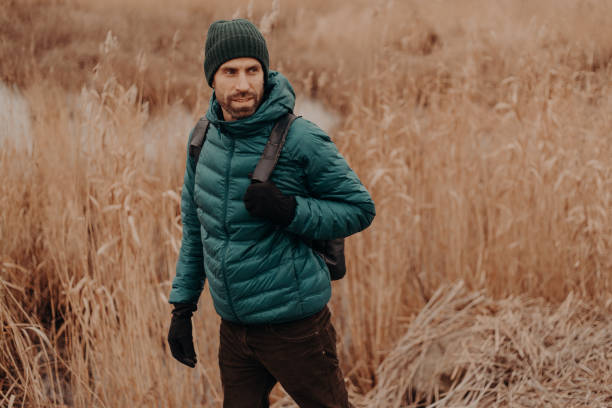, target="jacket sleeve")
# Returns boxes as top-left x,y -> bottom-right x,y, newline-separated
168,130 -> 205,305
285,120 -> 376,240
